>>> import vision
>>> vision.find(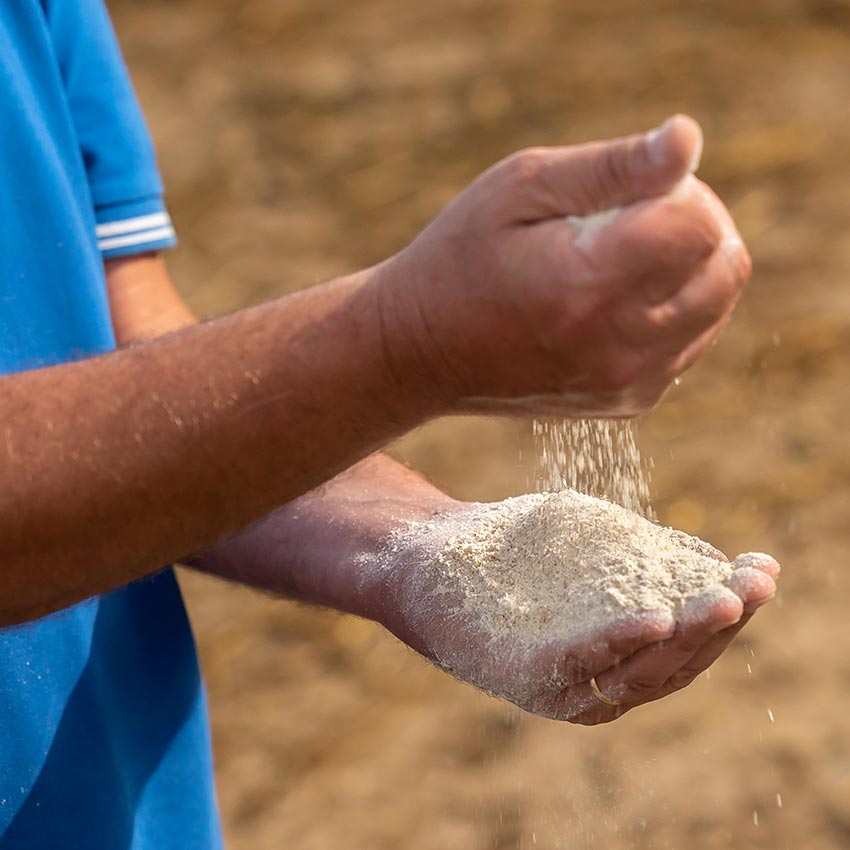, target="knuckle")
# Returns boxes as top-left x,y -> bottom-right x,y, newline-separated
503,147 -> 550,188
667,668 -> 699,691
688,206 -> 724,258
594,142 -> 631,199
643,301 -> 679,333
624,676 -> 659,699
